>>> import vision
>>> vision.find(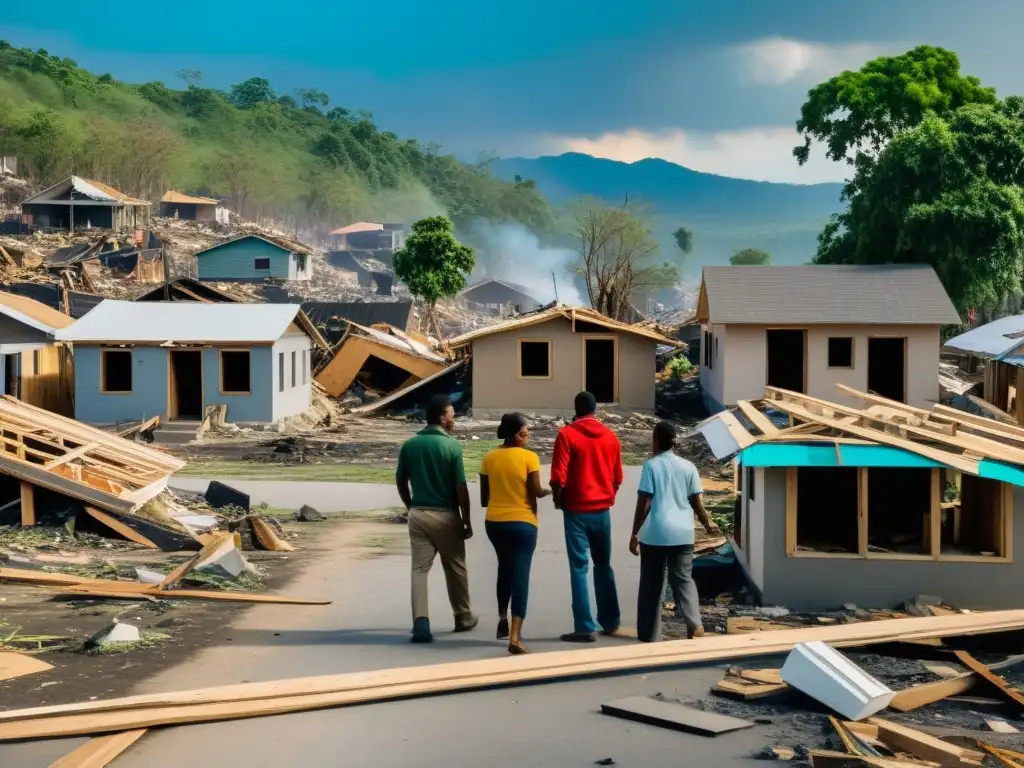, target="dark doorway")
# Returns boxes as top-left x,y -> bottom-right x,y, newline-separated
3,354 -> 19,399
584,338 -> 617,403
170,350 -> 203,420
867,337 -> 906,402
766,330 -> 805,393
